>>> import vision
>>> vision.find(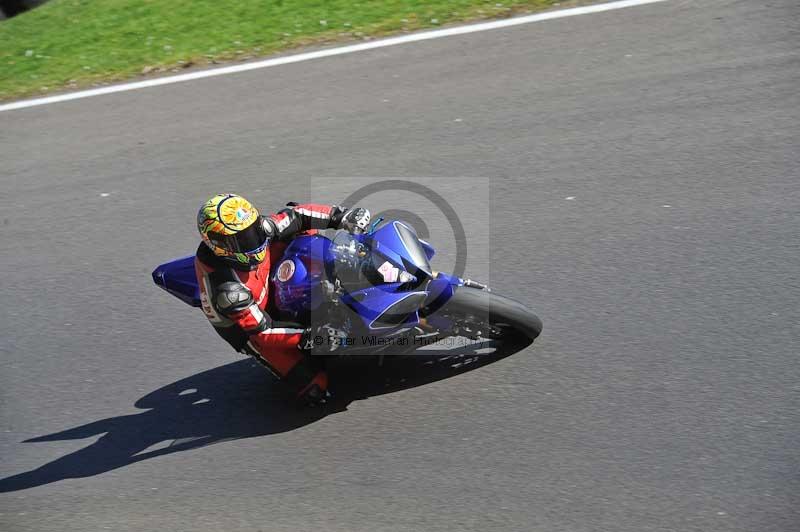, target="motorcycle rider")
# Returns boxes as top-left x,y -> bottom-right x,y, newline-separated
194,194 -> 371,405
